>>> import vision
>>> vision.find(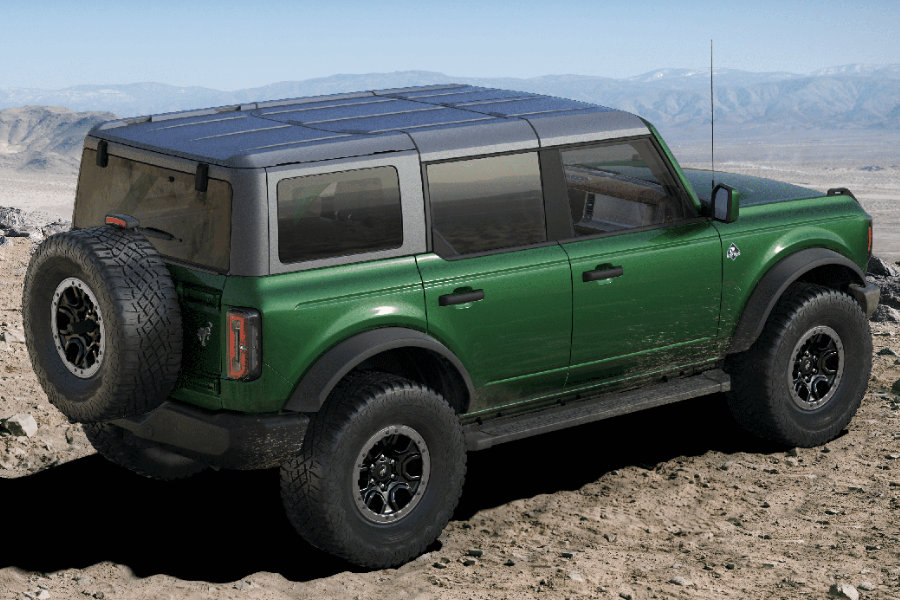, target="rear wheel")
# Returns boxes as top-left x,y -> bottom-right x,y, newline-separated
726,283 -> 872,447
280,372 -> 466,568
